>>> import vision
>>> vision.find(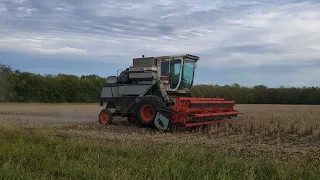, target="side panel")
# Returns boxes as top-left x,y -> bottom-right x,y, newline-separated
111,87 -> 120,97
129,72 -> 157,80
133,57 -> 157,67
137,81 -> 154,84
118,84 -> 152,95
101,87 -> 112,98
101,86 -> 120,98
